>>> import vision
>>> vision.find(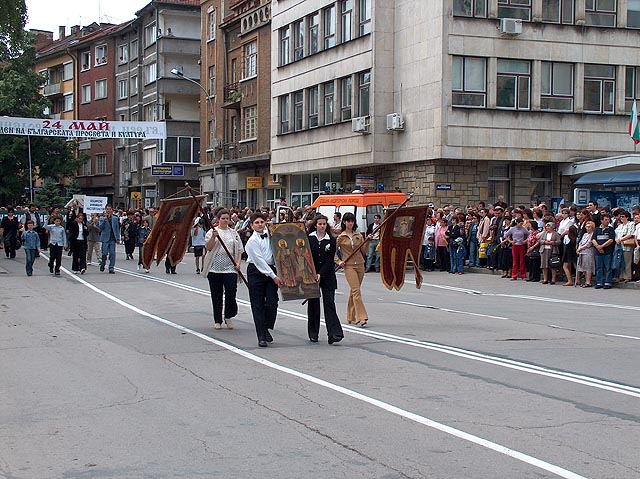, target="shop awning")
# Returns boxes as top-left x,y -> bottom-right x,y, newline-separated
574,171 -> 640,186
